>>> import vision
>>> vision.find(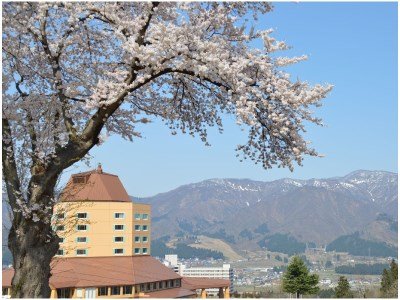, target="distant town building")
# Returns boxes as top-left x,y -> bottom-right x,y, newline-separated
2,166 -> 230,298
164,255 -> 234,297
